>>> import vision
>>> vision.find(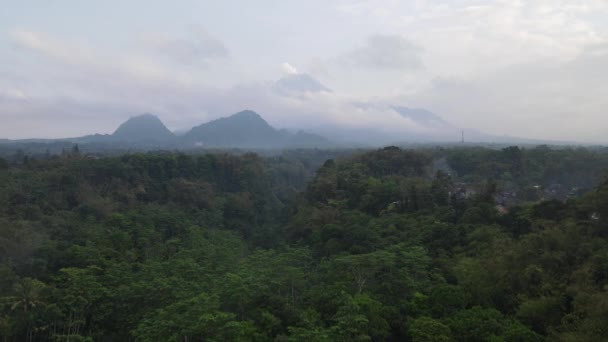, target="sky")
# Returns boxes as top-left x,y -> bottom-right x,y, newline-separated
1,0 -> 608,142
